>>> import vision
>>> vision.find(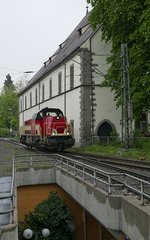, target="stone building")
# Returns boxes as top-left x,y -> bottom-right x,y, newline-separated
18,13 -> 121,147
